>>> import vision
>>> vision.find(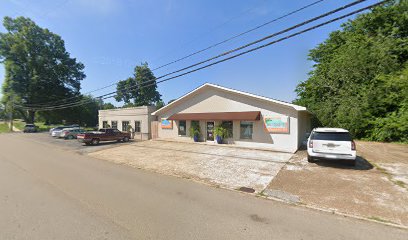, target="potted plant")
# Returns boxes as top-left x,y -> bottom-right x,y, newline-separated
127,125 -> 134,139
214,125 -> 227,144
189,122 -> 201,142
